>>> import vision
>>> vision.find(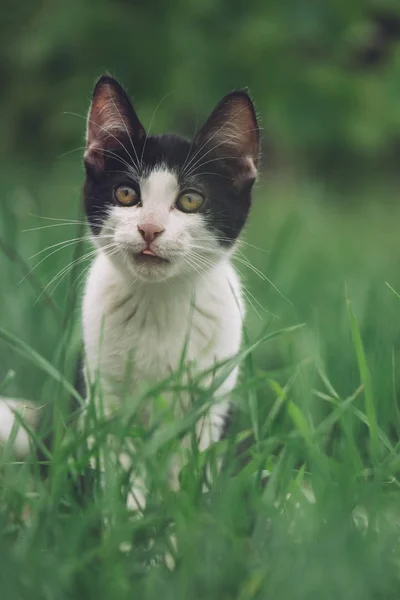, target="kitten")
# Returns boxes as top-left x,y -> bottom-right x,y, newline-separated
0,75 -> 260,506
81,75 -> 259,506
